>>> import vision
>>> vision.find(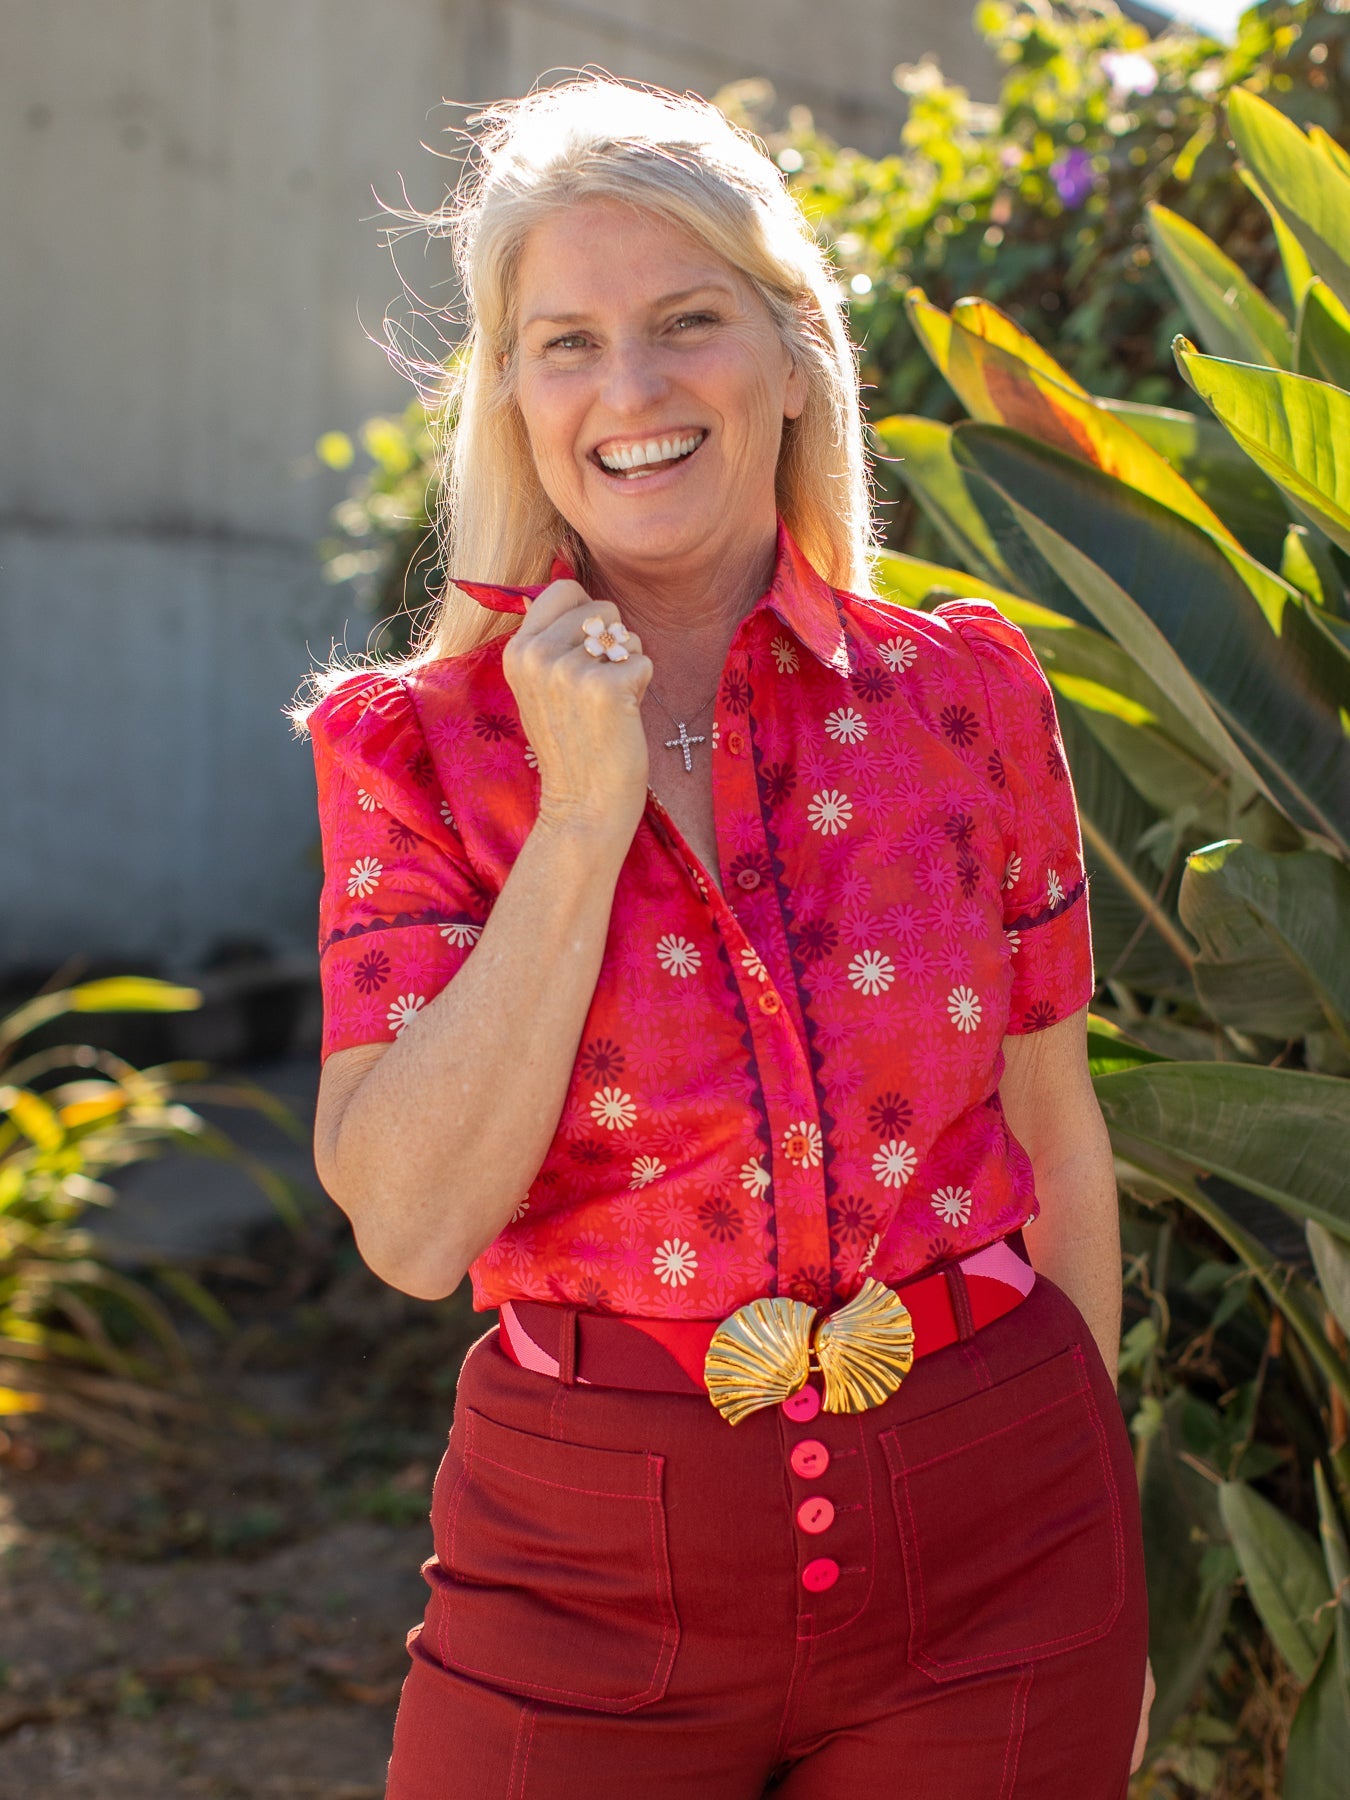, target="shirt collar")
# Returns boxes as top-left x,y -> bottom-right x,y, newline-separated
450,516 -> 853,678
